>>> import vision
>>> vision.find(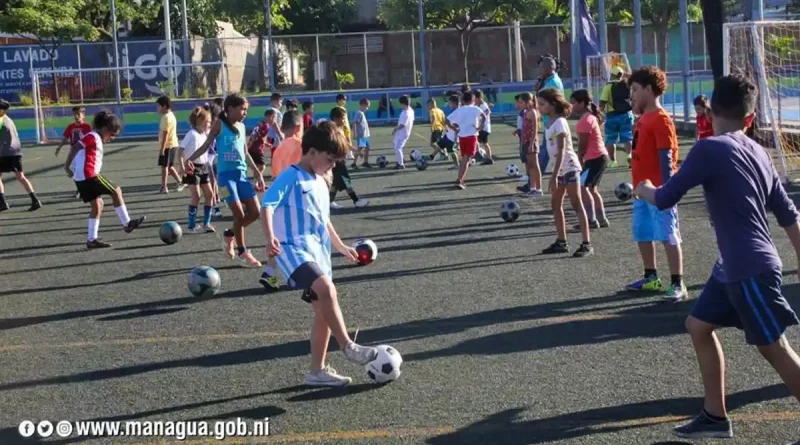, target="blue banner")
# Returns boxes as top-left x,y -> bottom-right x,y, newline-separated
578,0 -> 601,58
